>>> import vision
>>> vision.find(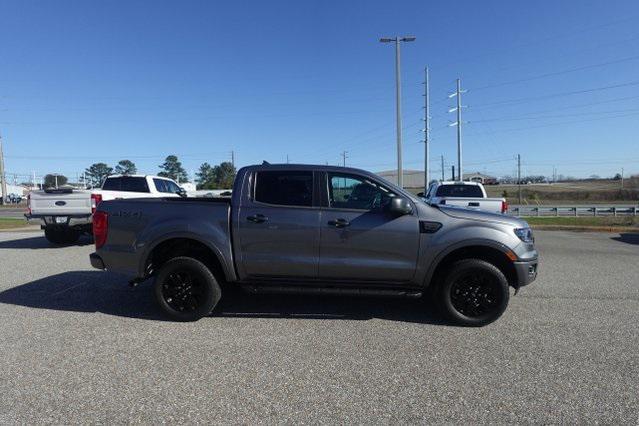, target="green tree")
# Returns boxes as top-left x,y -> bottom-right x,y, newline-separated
158,155 -> 188,182
114,159 -> 137,175
85,163 -> 113,187
44,174 -> 68,188
195,162 -> 216,189
213,161 -> 236,189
